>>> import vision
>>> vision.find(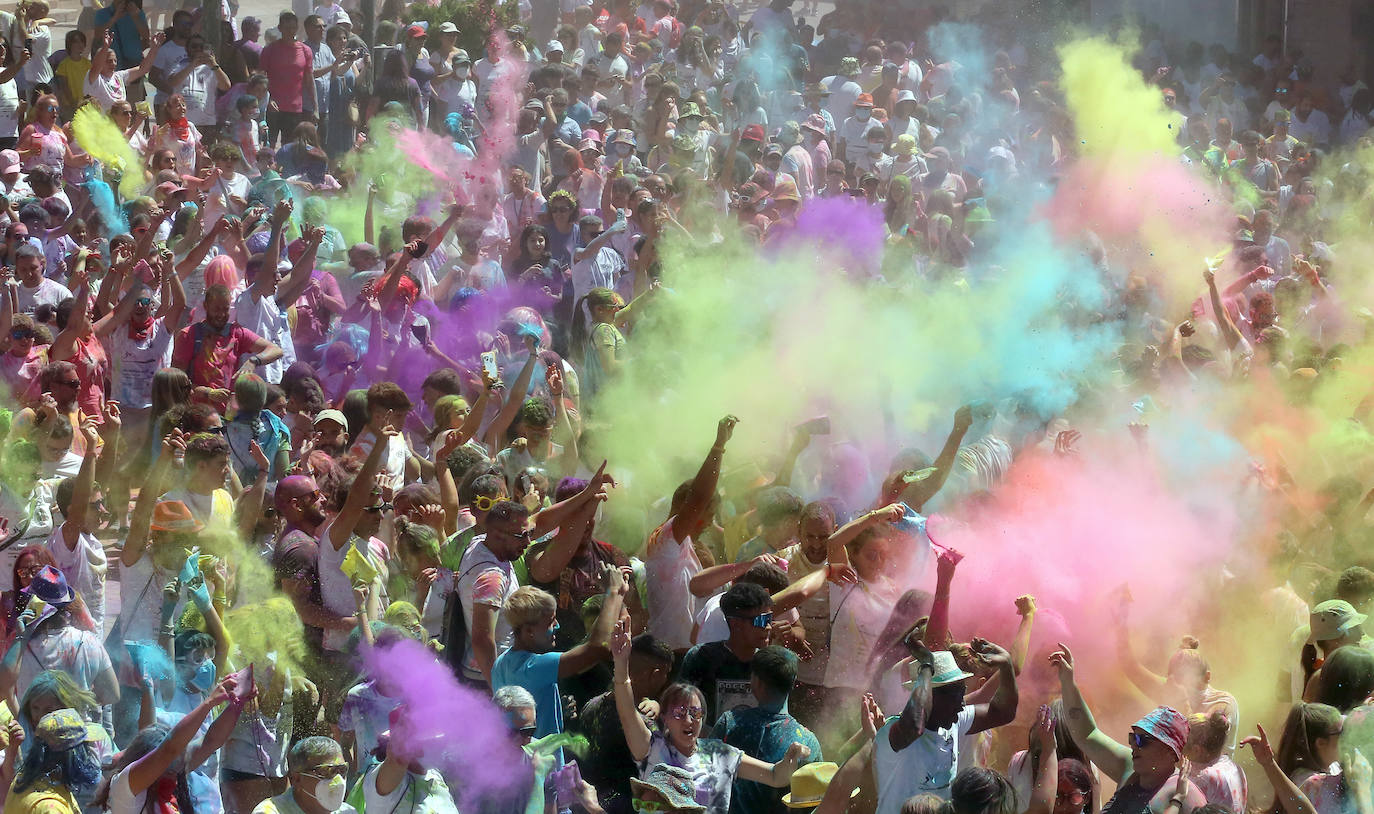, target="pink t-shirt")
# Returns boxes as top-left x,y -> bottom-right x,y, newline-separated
171,321 -> 264,390
258,40 -> 313,113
